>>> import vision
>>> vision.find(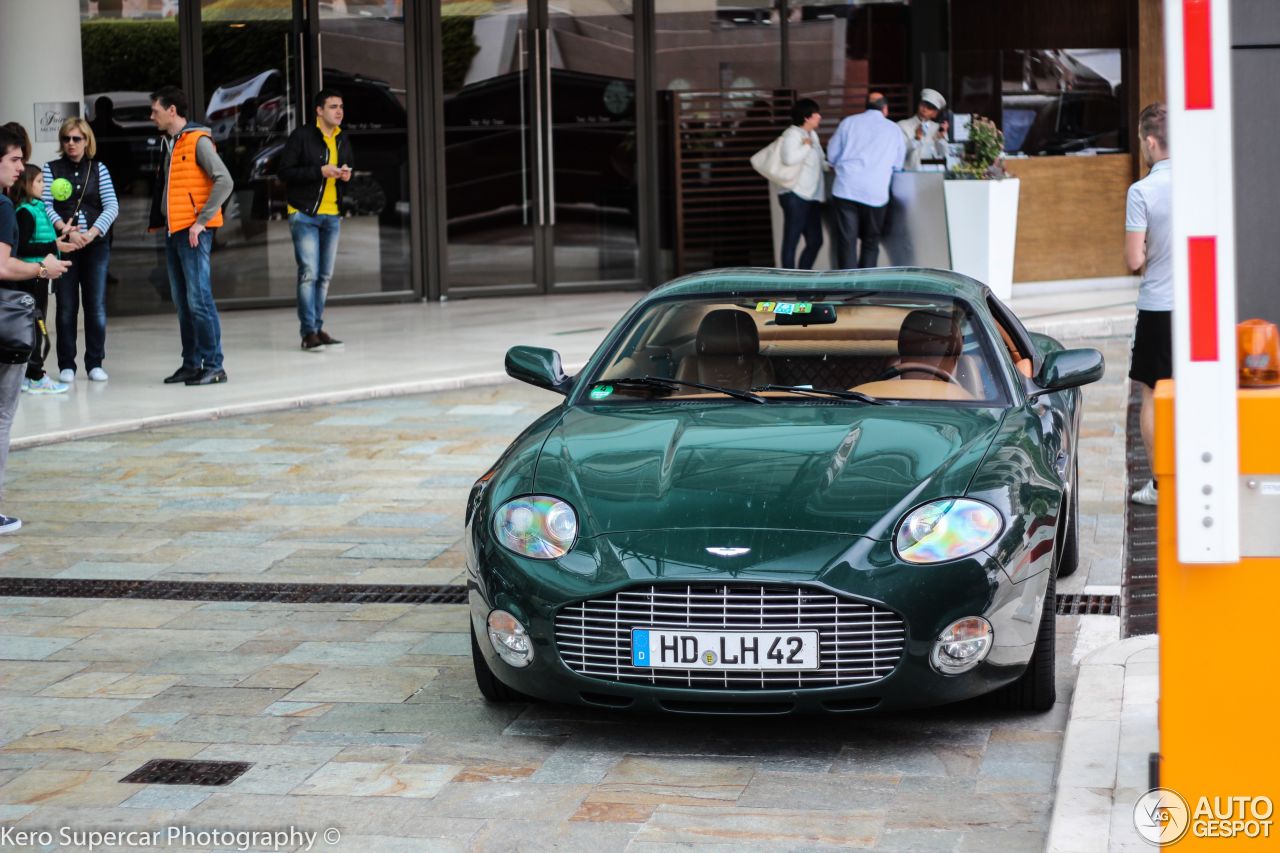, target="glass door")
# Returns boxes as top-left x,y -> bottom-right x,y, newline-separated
545,0 -> 639,288
200,0 -> 298,301
318,2 -> 412,296
442,0 -> 540,294
440,0 -> 641,296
